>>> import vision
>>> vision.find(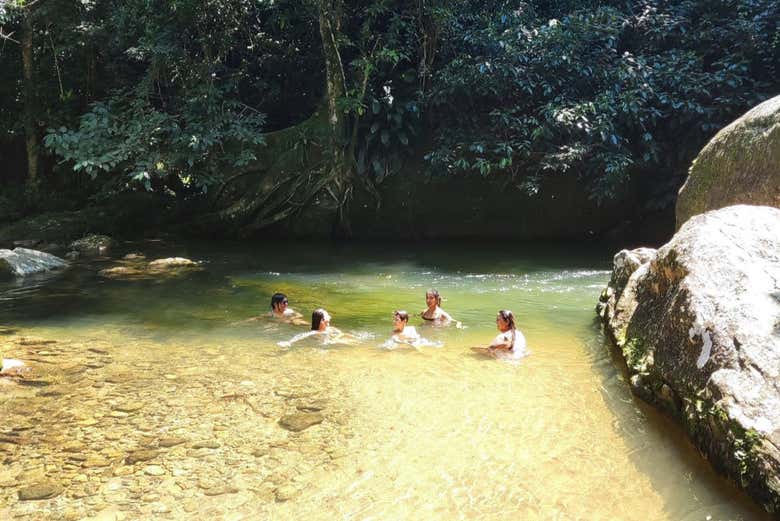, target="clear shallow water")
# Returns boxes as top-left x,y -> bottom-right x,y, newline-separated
0,241 -> 770,520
